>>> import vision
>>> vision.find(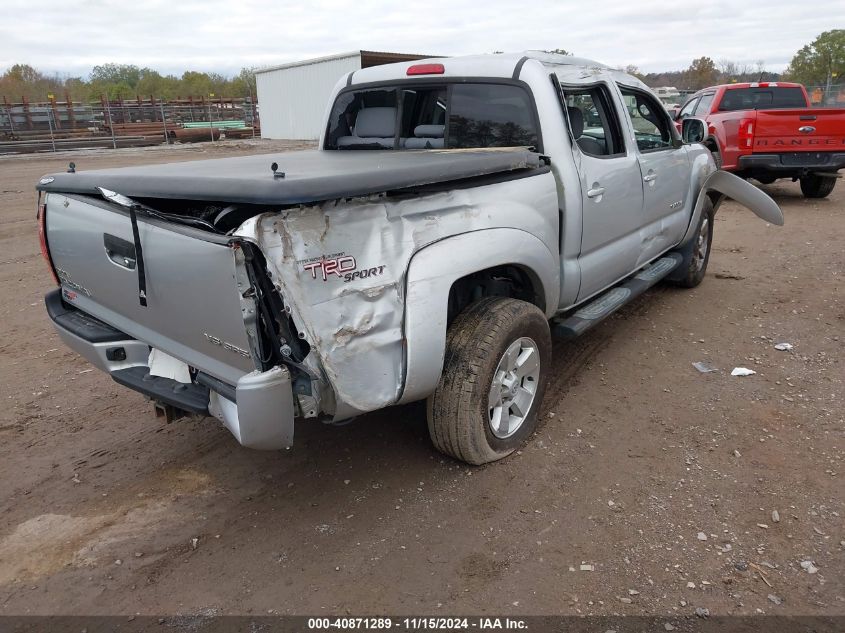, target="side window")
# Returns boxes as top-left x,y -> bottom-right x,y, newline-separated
678,97 -> 699,120
561,85 -> 625,157
619,87 -> 674,152
693,93 -> 715,115
448,84 -> 538,149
